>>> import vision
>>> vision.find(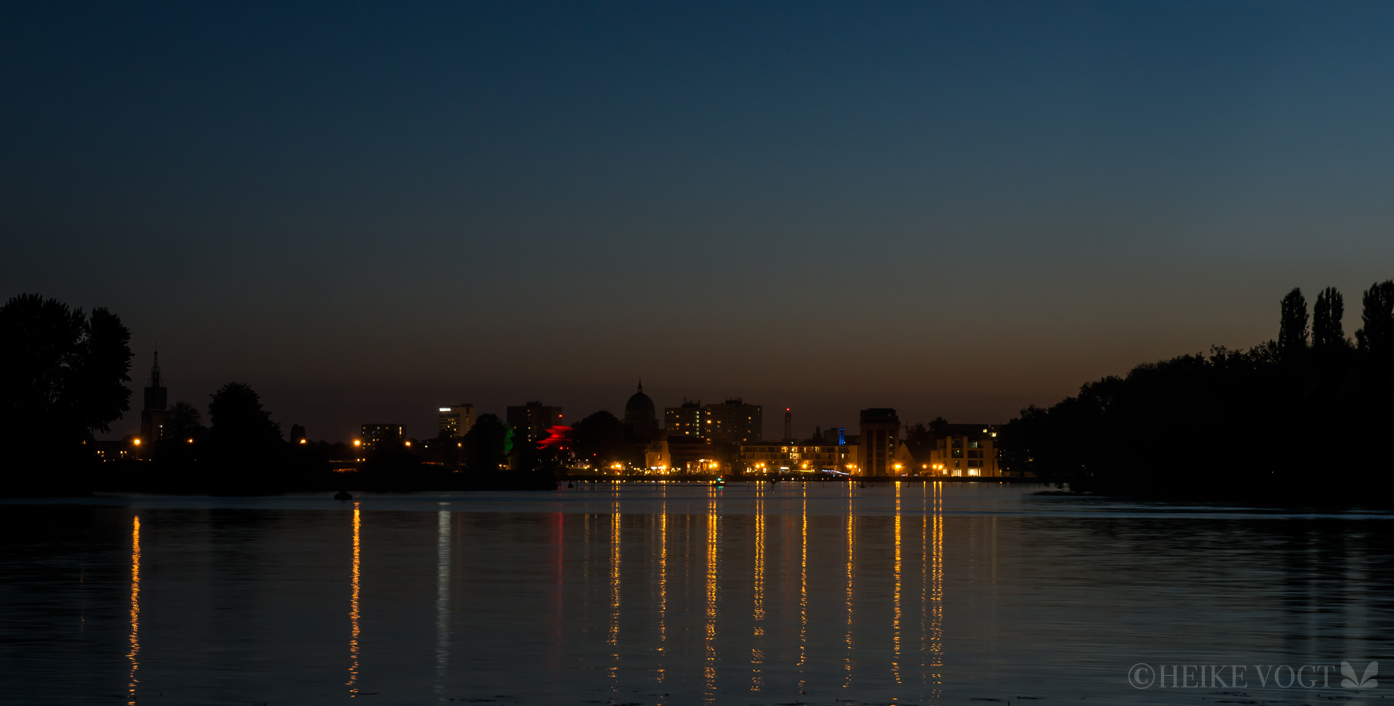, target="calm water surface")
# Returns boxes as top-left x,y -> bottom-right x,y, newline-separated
2,482 -> 1391,705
